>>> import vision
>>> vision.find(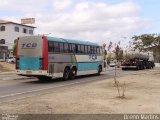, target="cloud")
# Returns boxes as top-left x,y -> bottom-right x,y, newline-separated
36,1 -> 142,45
0,0 -> 73,14
1,0 -> 145,46
52,0 -> 72,12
